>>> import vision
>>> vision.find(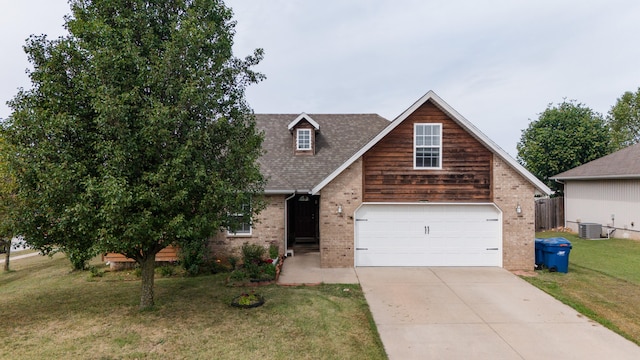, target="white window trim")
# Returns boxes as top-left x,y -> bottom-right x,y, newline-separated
227,220 -> 252,236
297,128 -> 312,150
413,123 -> 443,170
227,204 -> 252,236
